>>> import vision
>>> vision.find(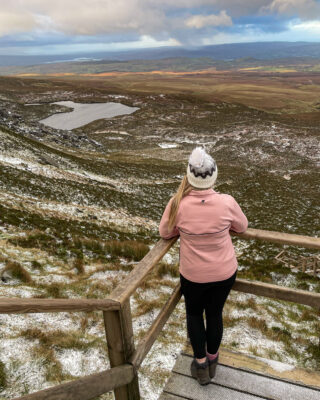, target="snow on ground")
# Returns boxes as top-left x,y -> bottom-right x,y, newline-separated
94,130 -> 131,135
56,347 -> 110,377
0,312 -> 80,337
0,339 -> 50,397
0,246 -> 318,398
158,143 -> 178,149
0,190 -> 158,232
89,269 -> 127,281
262,357 -> 295,372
